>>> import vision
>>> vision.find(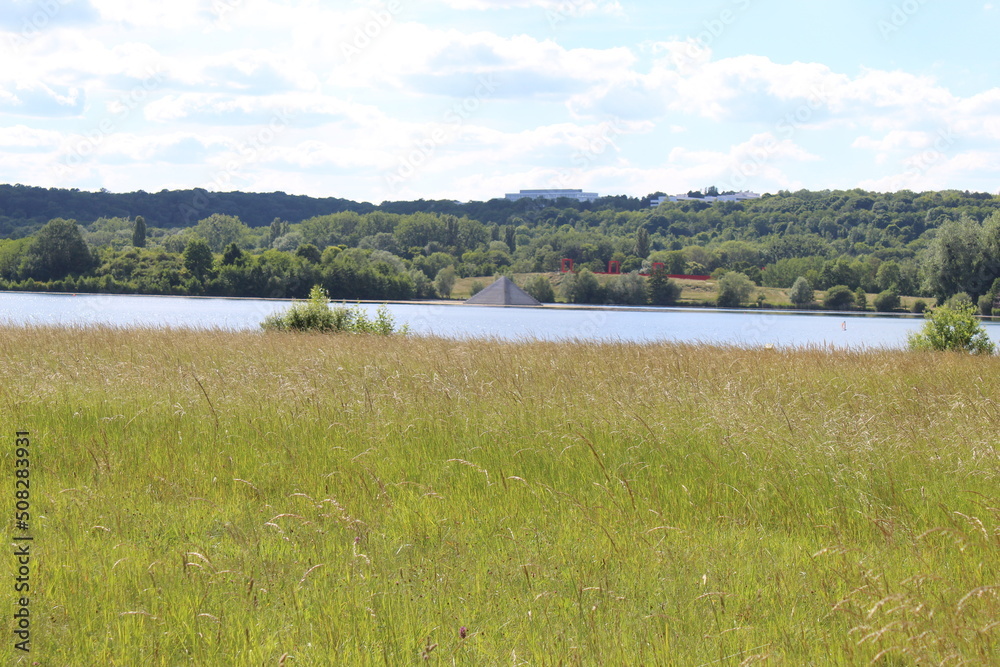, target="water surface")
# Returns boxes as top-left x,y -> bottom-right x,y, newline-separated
2,291 -> 994,350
